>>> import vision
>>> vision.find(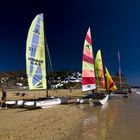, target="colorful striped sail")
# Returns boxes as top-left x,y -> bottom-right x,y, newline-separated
82,27 -> 96,92
95,50 -> 106,90
26,14 -> 47,90
105,67 -> 117,91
